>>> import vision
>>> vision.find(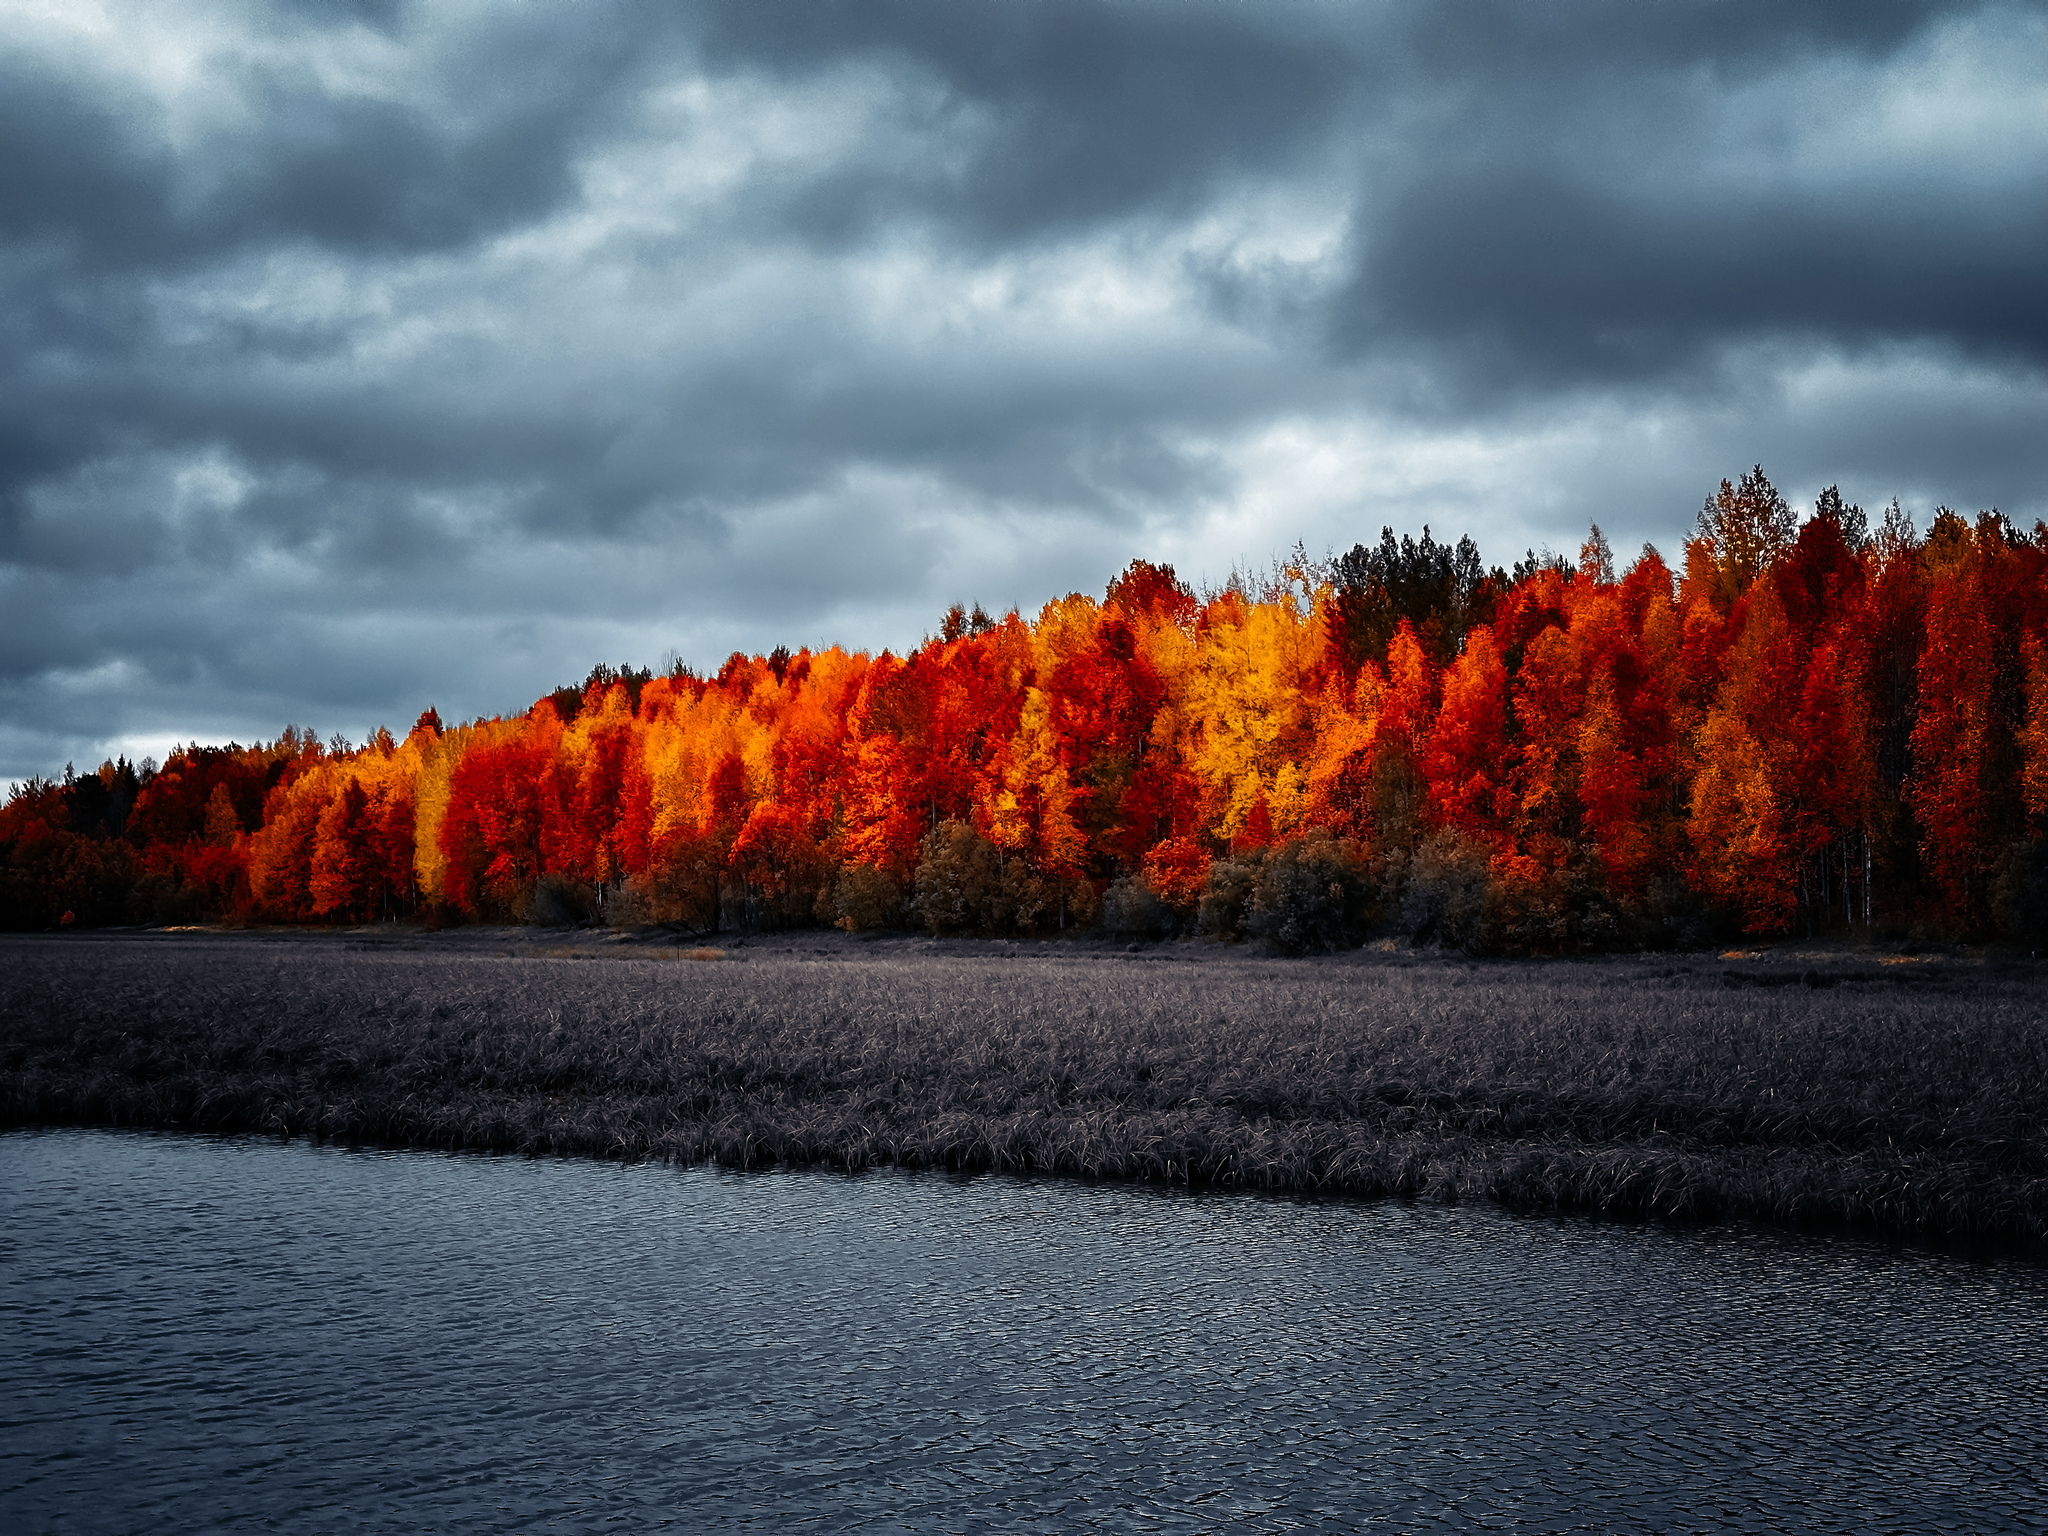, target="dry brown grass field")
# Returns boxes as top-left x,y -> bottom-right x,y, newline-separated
4,929 -> 2045,1247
